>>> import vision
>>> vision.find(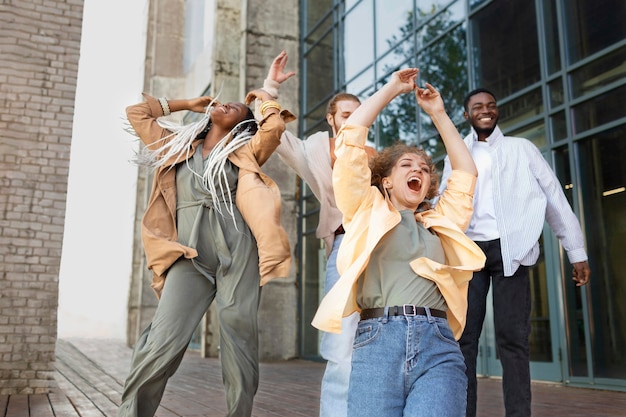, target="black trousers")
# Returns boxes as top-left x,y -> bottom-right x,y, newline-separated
460,239 -> 531,417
